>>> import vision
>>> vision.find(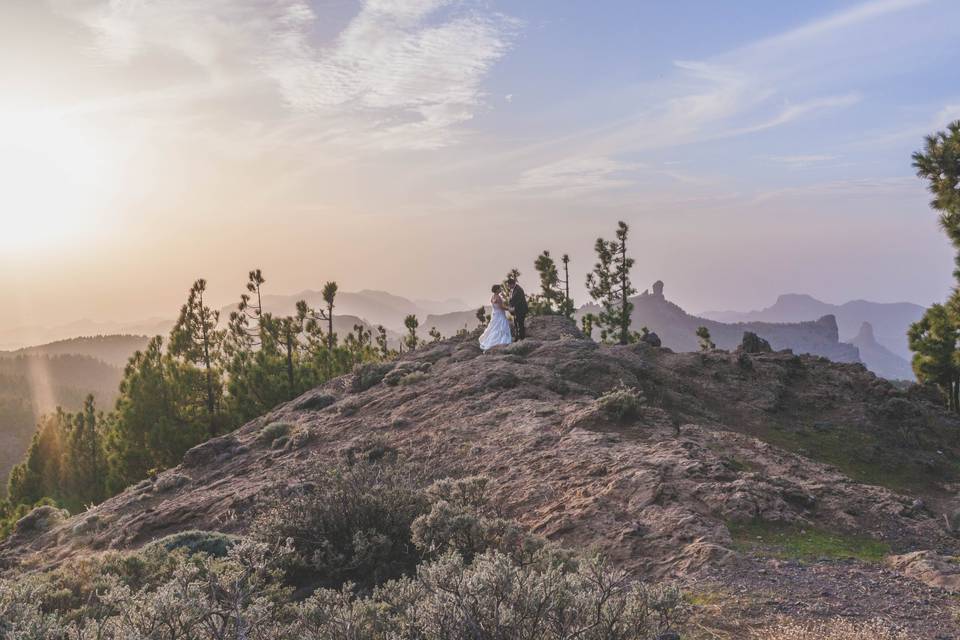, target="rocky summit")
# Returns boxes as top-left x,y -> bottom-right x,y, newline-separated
4,316 -> 960,635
